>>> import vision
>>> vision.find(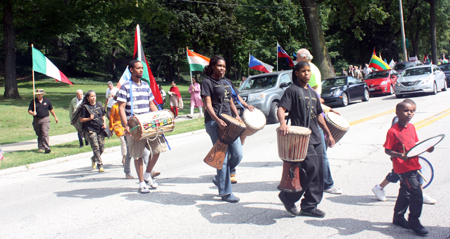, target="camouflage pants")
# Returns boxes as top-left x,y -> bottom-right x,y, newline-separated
87,131 -> 105,166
